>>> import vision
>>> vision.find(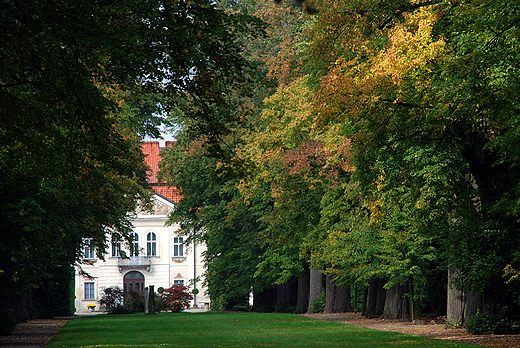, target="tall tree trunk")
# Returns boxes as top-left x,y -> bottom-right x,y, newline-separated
334,284 -> 353,313
325,273 -> 336,313
276,279 -> 297,312
252,286 -> 276,312
276,282 -> 291,305
409,276 -> 415,322
14,292 -> 30,323
375,278 -> 387,317
382,278 -> 410,320
296,268 -> 310,313
364,277 -> 386,317
364,277 -> 379,317
447,268 -> 481,326
307,264 -> 323,313
361,286 -> 368,316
